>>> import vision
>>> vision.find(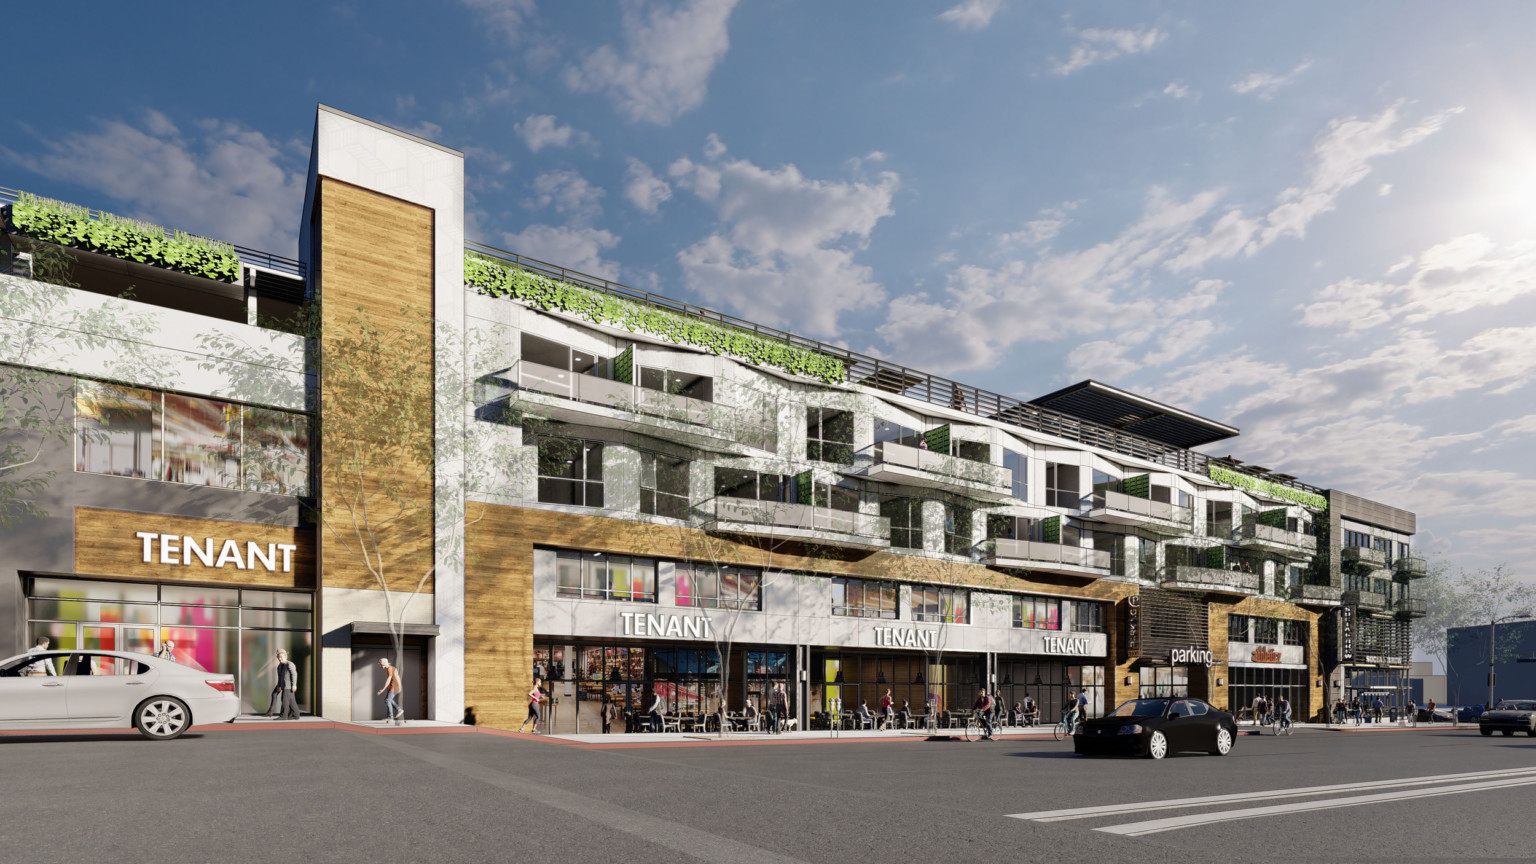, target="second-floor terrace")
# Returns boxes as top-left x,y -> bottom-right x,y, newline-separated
979,537 -> 1112,579
1161,564 -> 1261,597
846,436 -> 1012,501
706,497 -> 891,552
1085,486 -> 1194,535
1236,517 -> 1318,558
